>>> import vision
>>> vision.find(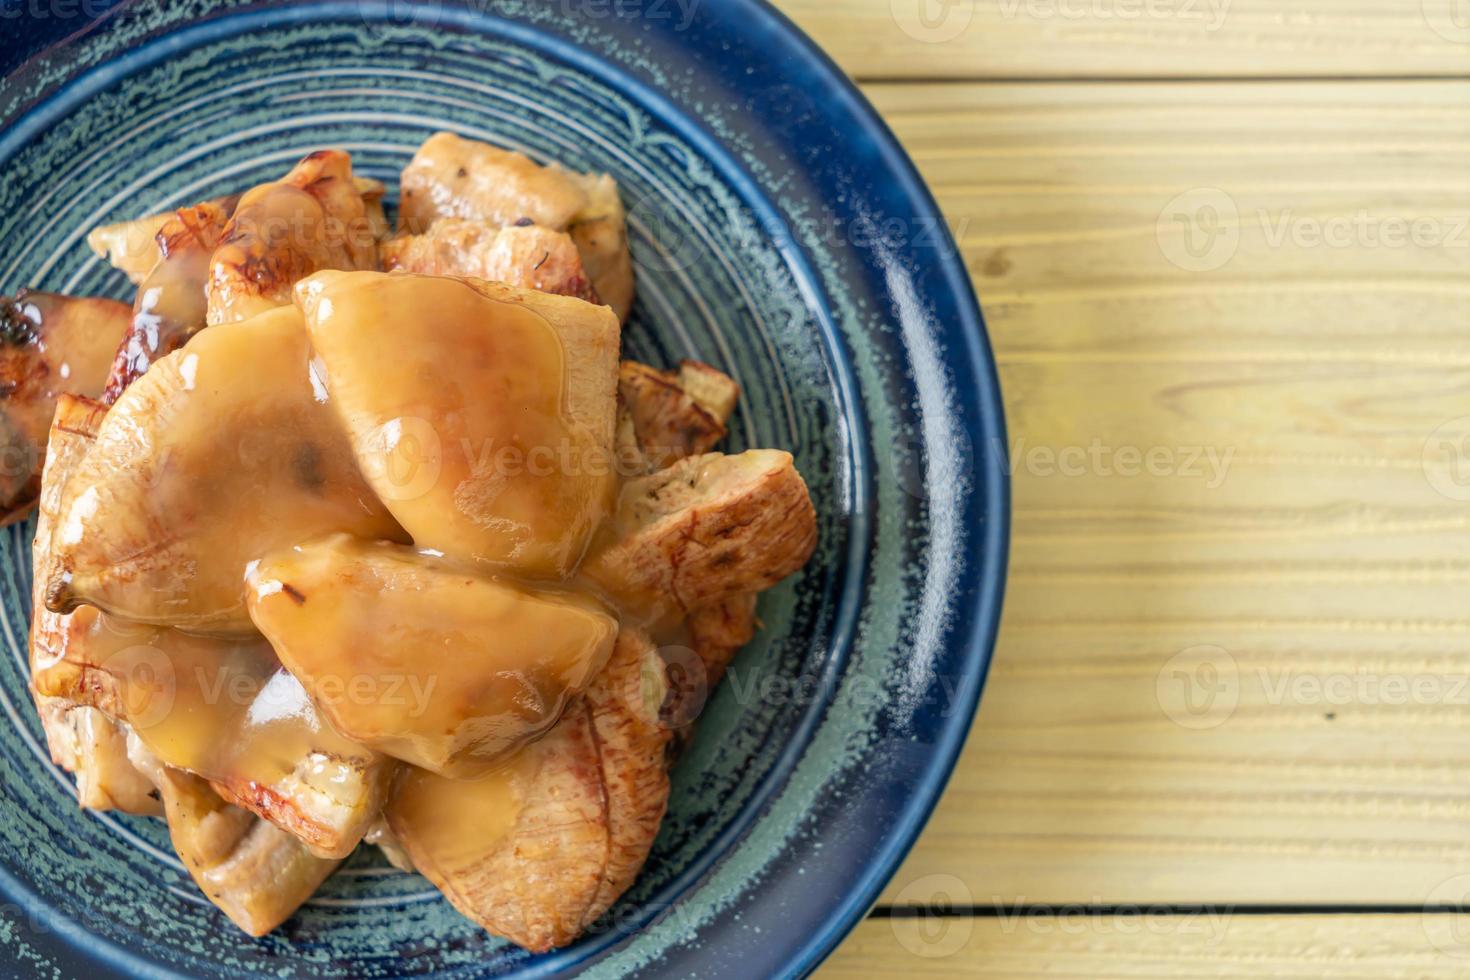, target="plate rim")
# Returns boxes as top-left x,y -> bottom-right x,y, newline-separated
0,2 -> 1011,976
